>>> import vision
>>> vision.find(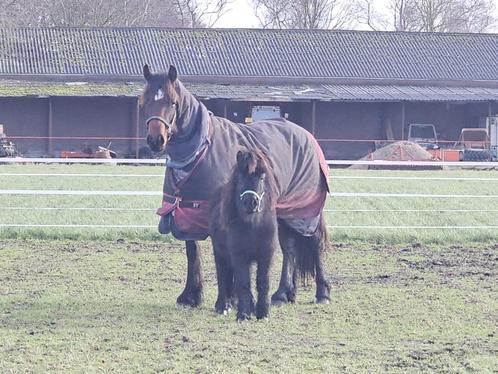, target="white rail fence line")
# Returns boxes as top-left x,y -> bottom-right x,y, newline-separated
4,207 -> 498,213
1,164 -> 497,232
1,224 -> 498,230
1,157 -> 498,167
3,173 -> 498,182
2,190 -> 498,198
